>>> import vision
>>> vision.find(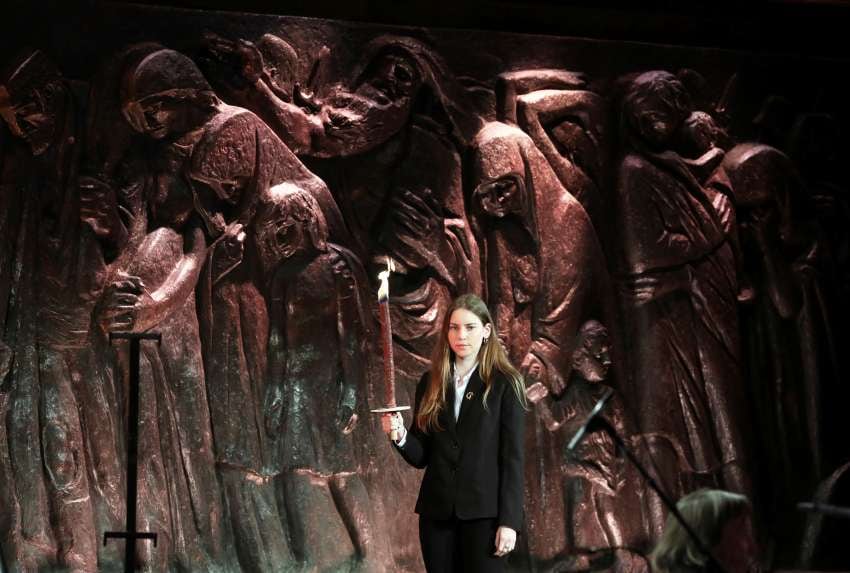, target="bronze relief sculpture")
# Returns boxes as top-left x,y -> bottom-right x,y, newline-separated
0,5 -> 847,571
